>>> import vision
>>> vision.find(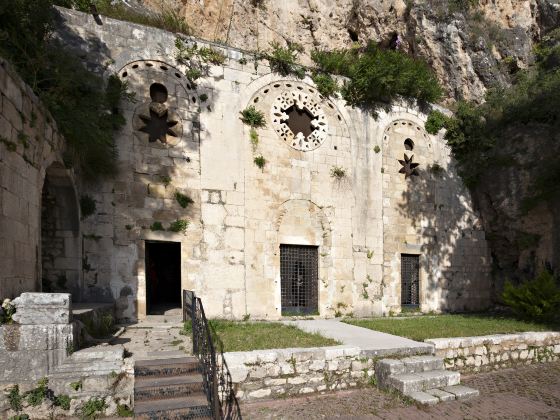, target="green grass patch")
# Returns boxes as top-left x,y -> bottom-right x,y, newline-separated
184,320 -> 339,352
343,314 -> 559,342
